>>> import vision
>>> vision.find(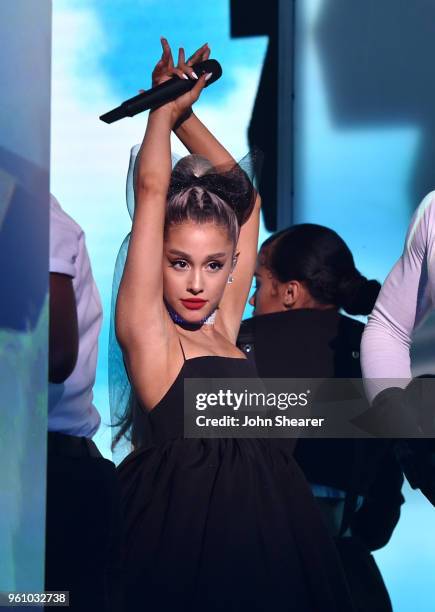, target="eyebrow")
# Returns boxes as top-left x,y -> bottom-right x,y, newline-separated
168,249 -> 227,259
